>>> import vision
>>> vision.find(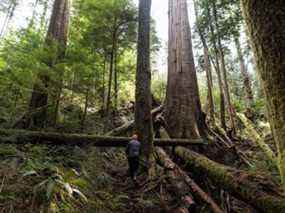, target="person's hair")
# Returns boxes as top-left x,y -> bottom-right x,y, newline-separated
132,134 -> 138,140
